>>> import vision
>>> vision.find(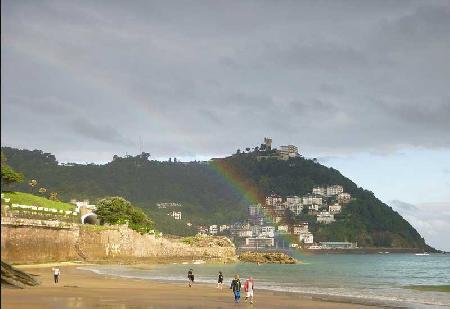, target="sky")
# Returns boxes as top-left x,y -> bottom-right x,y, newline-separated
1,1 -> 449,250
